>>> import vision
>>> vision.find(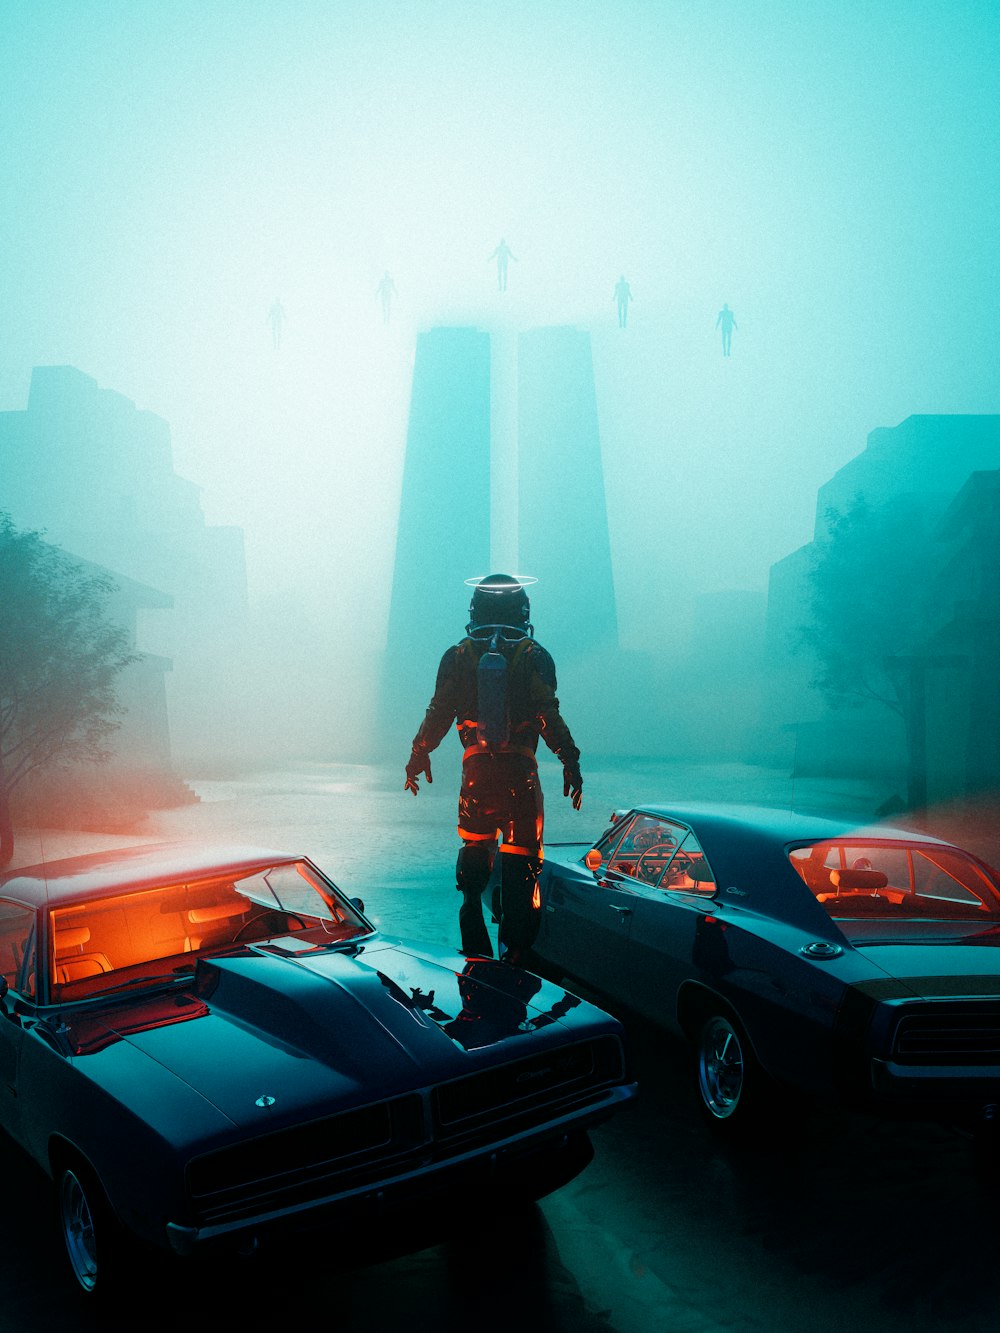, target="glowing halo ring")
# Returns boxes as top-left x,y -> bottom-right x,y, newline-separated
463,574 -> 539,588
